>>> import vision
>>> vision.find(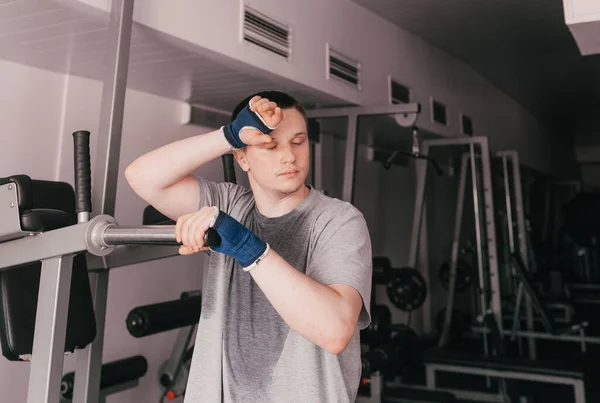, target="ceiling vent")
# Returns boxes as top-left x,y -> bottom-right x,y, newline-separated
461,113 -> 474,136
243,7 -> 291,59
389,77 -> 411,104
327,45 -> 360,89
431,98 -> 448,126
